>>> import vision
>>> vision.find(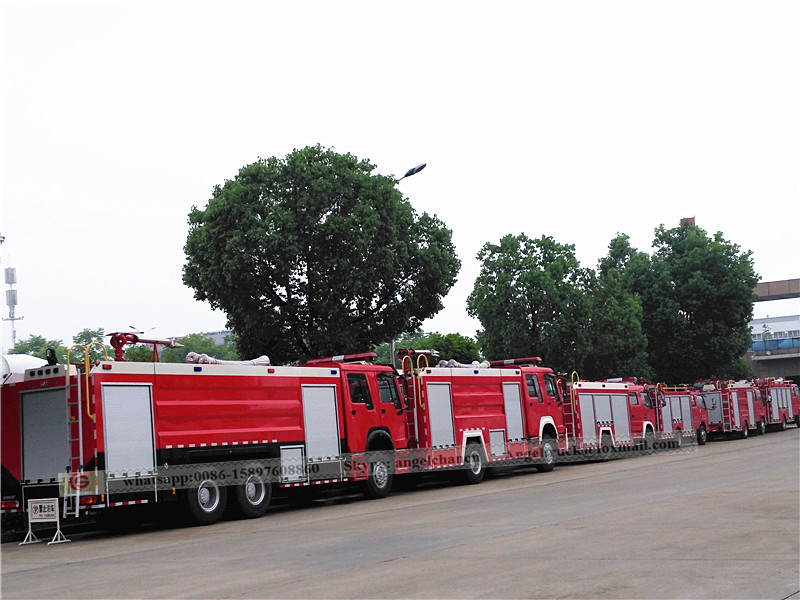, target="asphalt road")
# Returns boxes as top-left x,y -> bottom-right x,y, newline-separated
2,430 -> 799,599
